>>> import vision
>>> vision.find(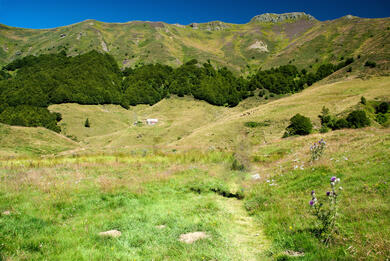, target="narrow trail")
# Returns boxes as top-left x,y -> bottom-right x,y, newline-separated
217,197 -> 270,260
